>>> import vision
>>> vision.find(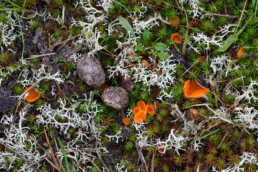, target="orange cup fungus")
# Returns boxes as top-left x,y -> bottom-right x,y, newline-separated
122,118 -> 131,126
24,87 -> 40,102
132,100 -> 155,124
170,16 -> 180,28
171,33 -> 183,44
145,104 -> 155,116
237,47 -> 244,58
134,110 -> 147,124
183,80 -> 209,99
198,56 -> 206,62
